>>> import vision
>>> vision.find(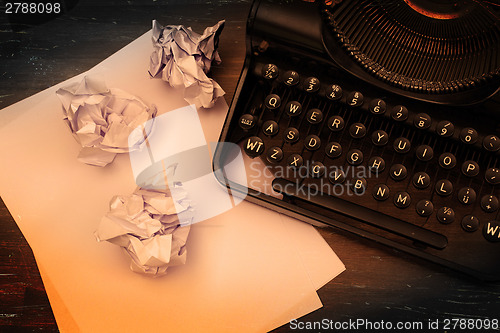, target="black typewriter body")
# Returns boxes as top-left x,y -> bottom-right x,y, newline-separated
215,0 -> 500,280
